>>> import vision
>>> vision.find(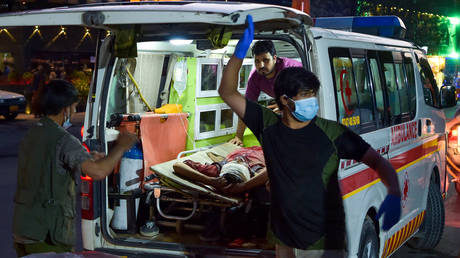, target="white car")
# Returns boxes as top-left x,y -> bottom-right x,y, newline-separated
0,90 -> 26,120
